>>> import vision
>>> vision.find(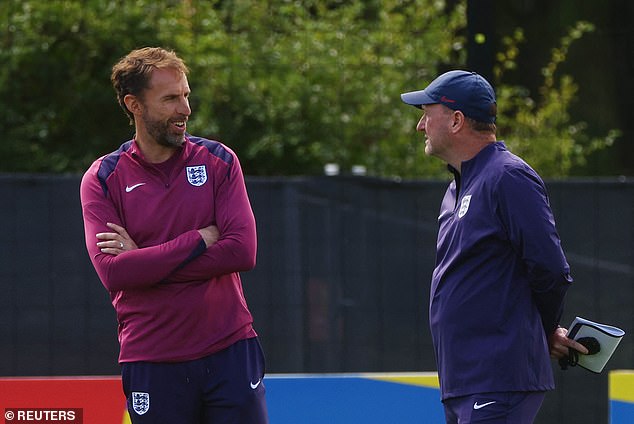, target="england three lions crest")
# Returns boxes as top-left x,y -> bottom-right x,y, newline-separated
131,392 -> 150,415
458,195 -> 472,218
187,165 -> 208,186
